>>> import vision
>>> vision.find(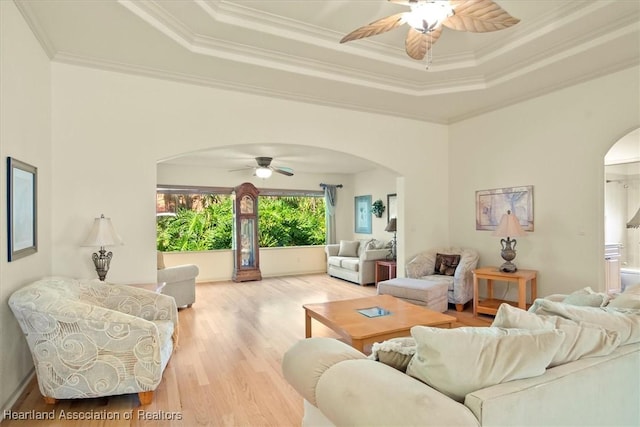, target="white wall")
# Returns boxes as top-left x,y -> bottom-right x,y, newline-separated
51,63 -> 449,285
449,66 -> 640,298
0,1 -> 52,413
